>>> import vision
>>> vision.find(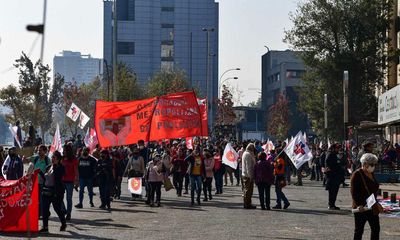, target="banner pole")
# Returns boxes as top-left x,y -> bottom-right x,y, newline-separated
25,173 -> 32,239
